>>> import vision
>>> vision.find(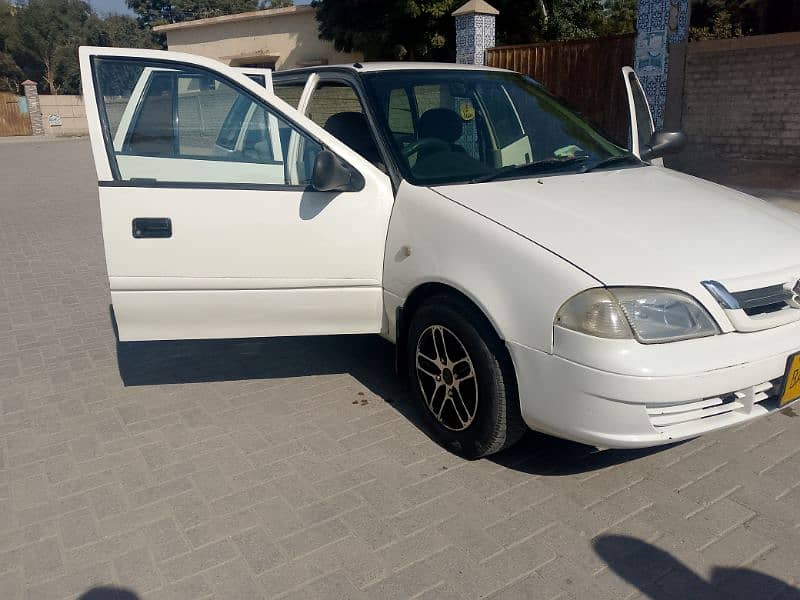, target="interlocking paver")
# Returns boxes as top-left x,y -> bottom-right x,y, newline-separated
1,138 -> 800,599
